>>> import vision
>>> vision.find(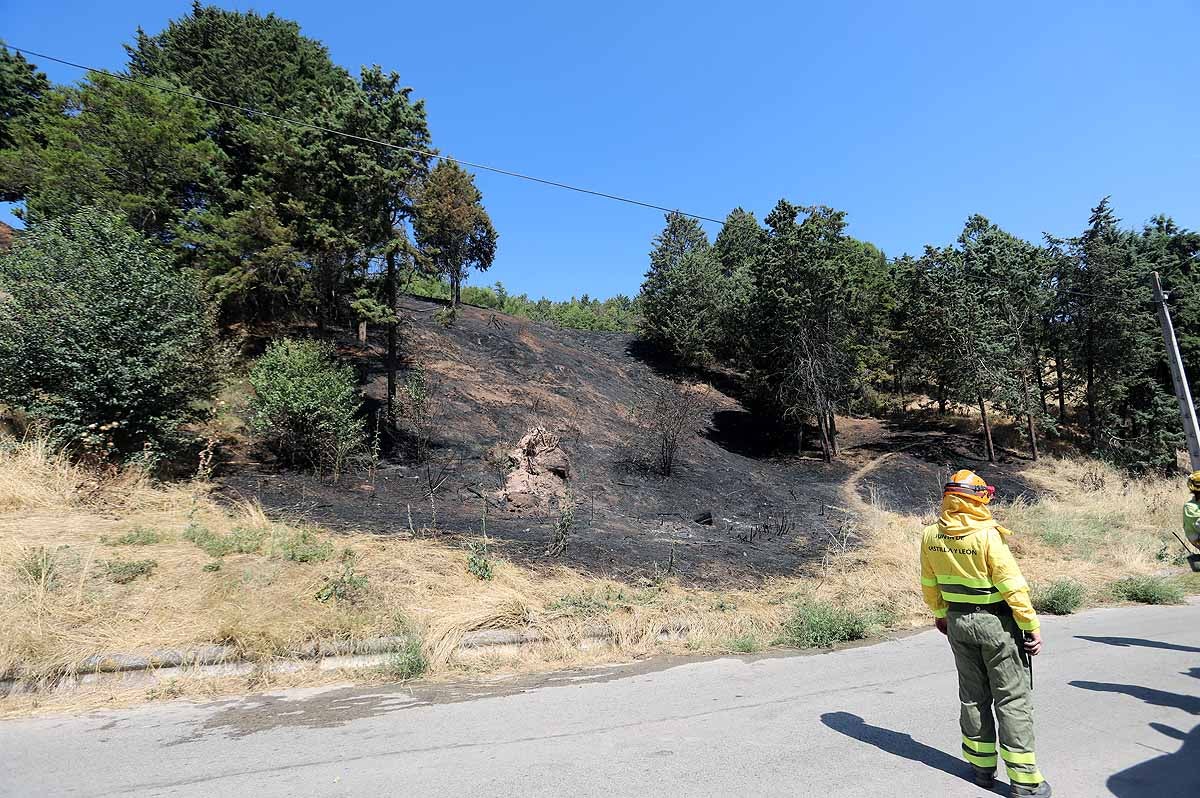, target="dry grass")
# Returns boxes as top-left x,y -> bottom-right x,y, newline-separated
0,438 -> 1193,715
